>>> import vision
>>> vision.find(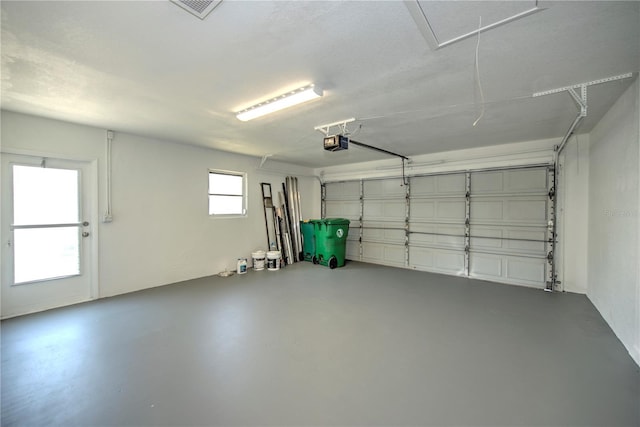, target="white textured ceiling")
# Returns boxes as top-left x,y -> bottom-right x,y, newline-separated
1,1 -> 638,167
